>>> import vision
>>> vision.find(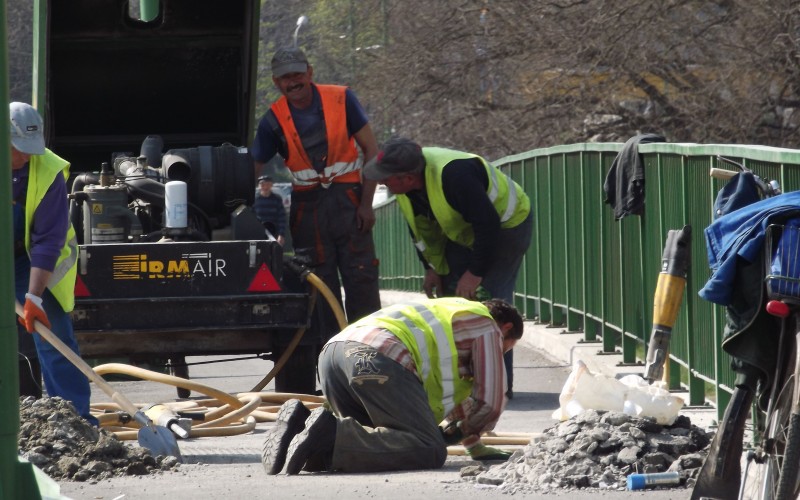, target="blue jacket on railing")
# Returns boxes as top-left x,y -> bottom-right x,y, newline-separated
699,190 -> 800,305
